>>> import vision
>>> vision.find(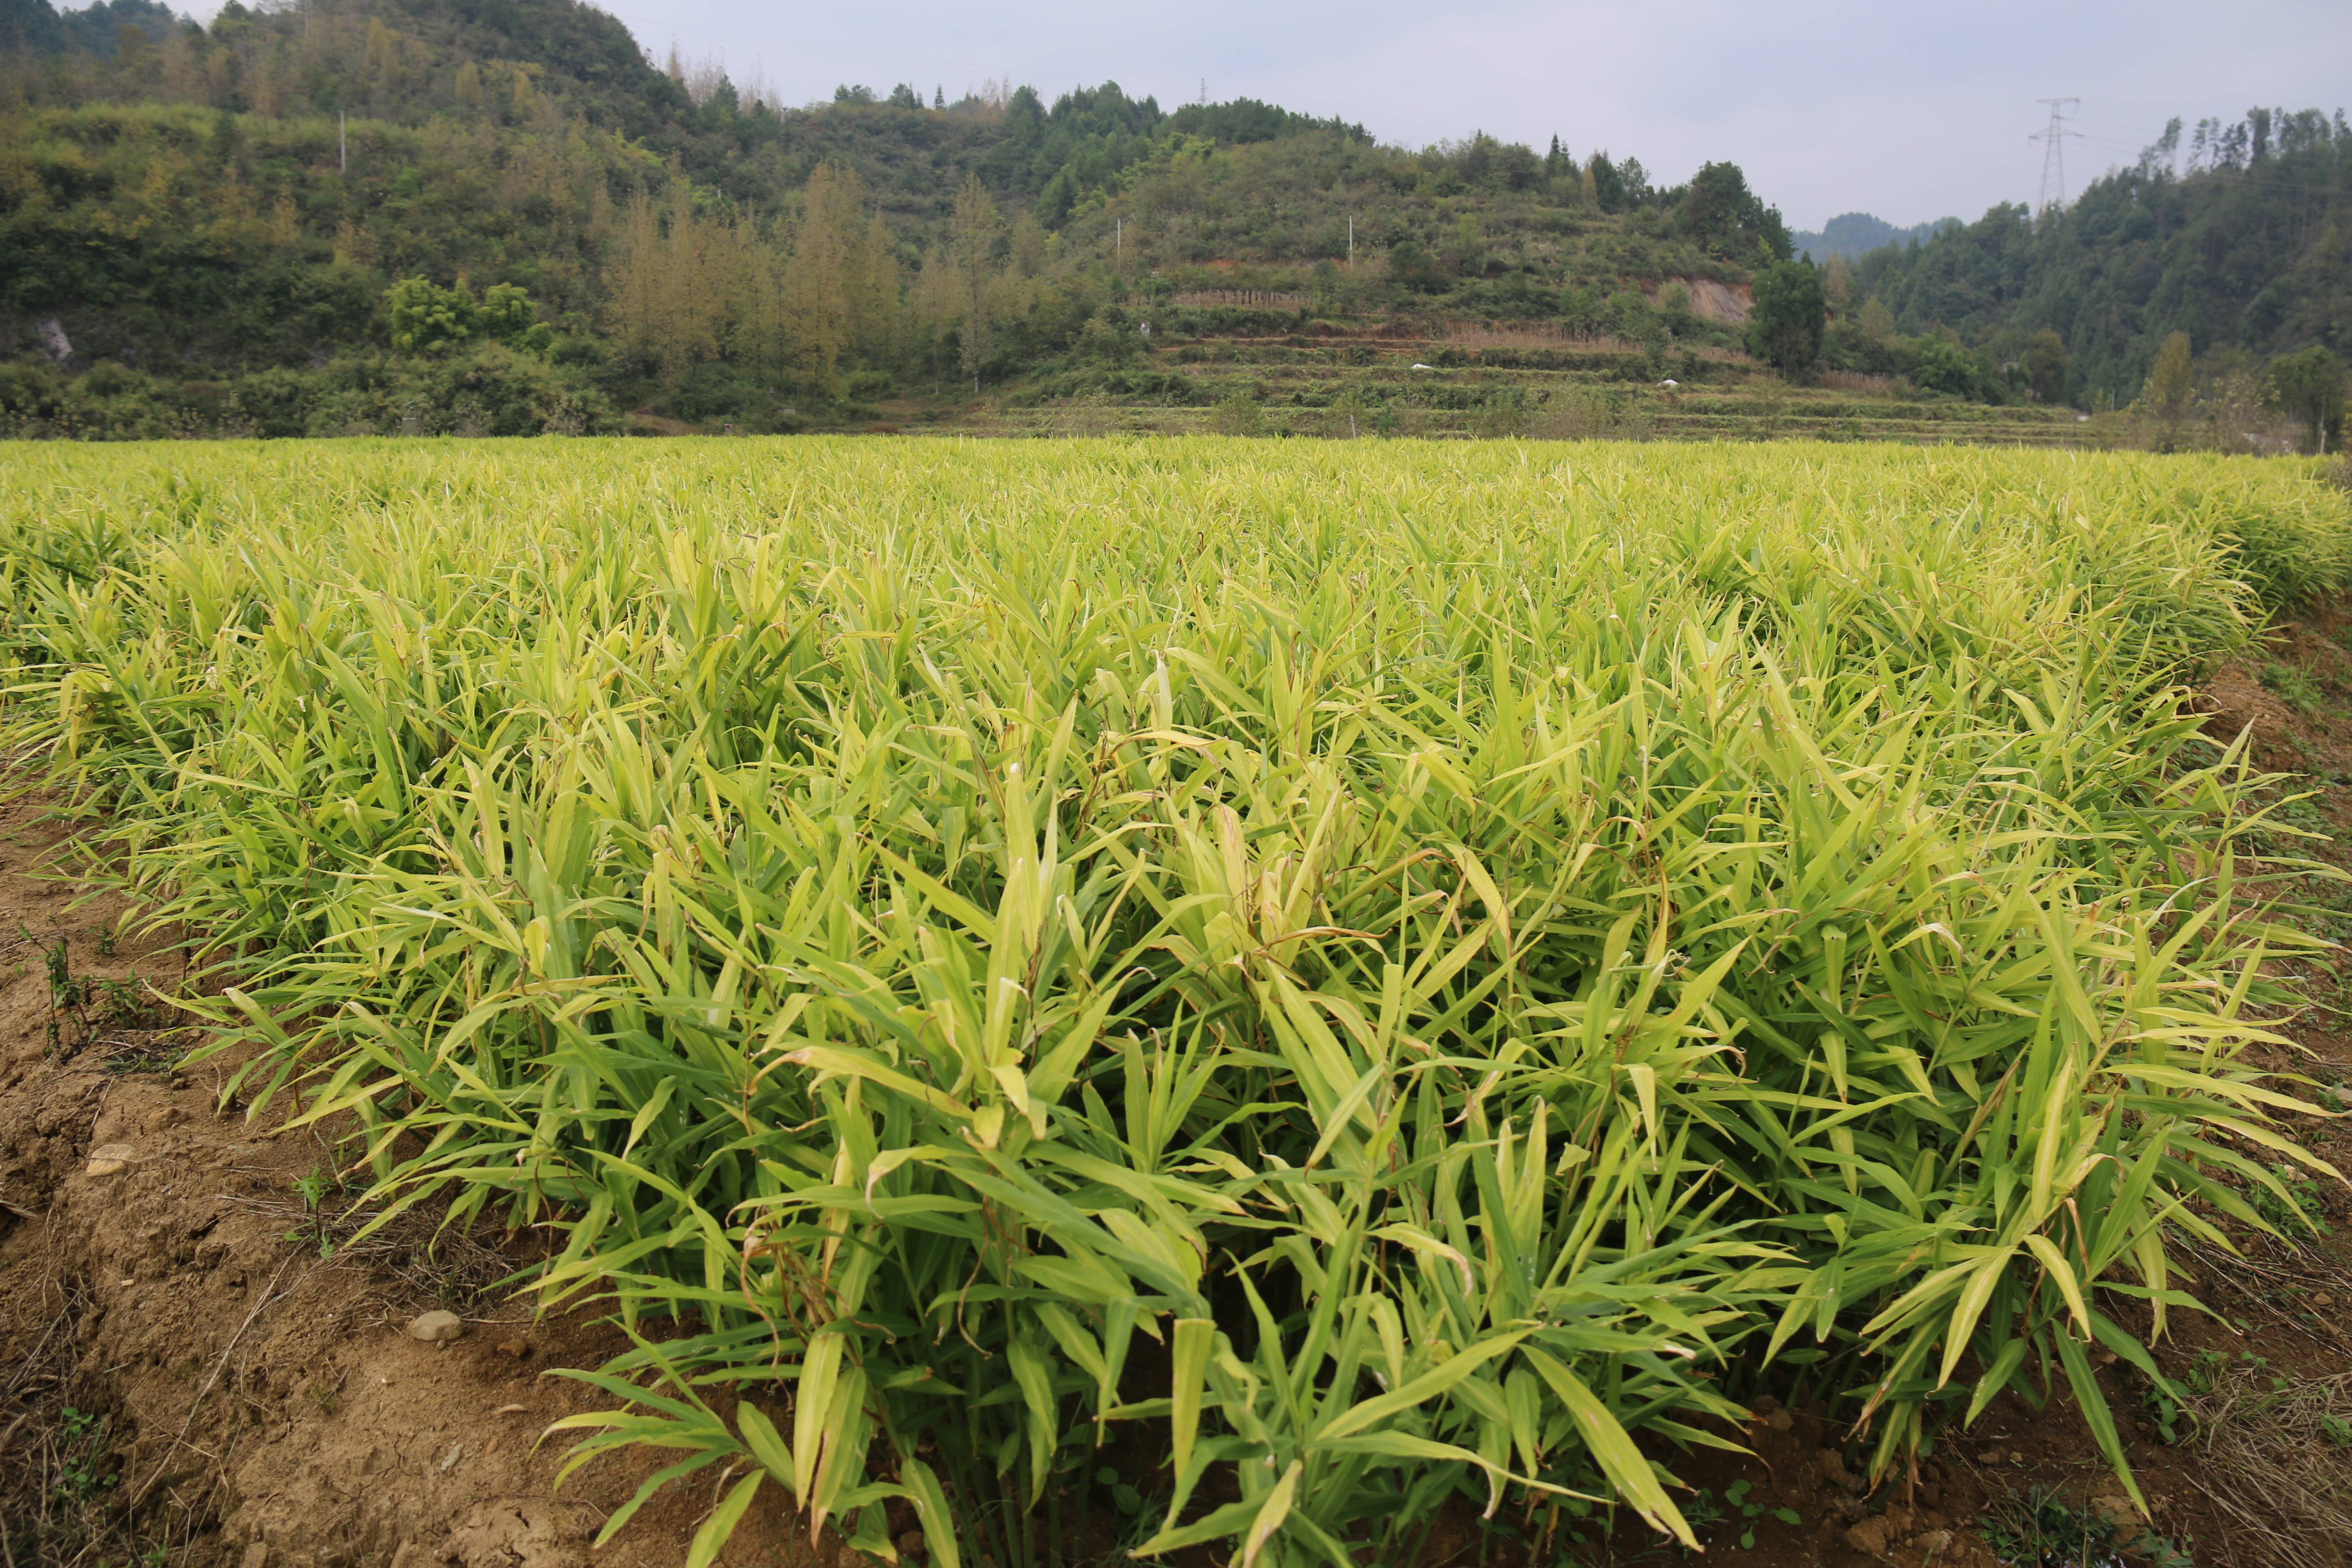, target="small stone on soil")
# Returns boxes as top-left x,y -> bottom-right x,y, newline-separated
496,1336 -> 529,1357
407,1309 -> 465,1343
896,1532 -> 927,1559
1843,1517 -> 1891,1554
86,1142 -> 134,1176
